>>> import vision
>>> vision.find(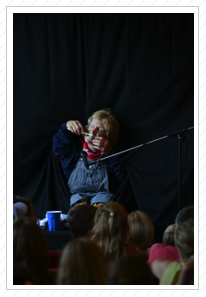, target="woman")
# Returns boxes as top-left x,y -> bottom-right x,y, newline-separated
52,109 -> 126,207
